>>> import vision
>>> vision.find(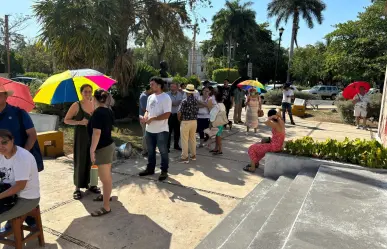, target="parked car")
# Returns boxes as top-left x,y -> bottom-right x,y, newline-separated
260,84 -> 298,104
302,85 -> 339,100
11,77 -> 40,86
